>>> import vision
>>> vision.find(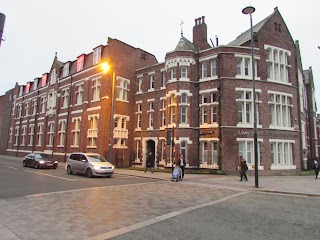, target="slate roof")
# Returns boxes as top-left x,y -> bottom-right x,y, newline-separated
175,36 -> 199,52
227,10 -> 275,46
